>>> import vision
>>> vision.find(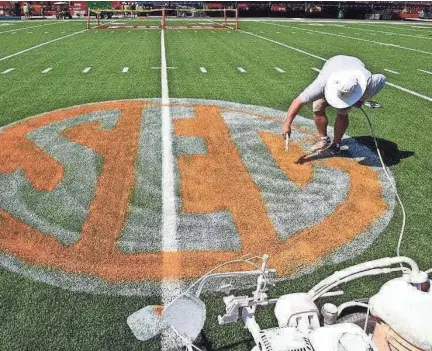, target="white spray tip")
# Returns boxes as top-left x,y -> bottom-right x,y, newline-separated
285,134 -> 290,151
